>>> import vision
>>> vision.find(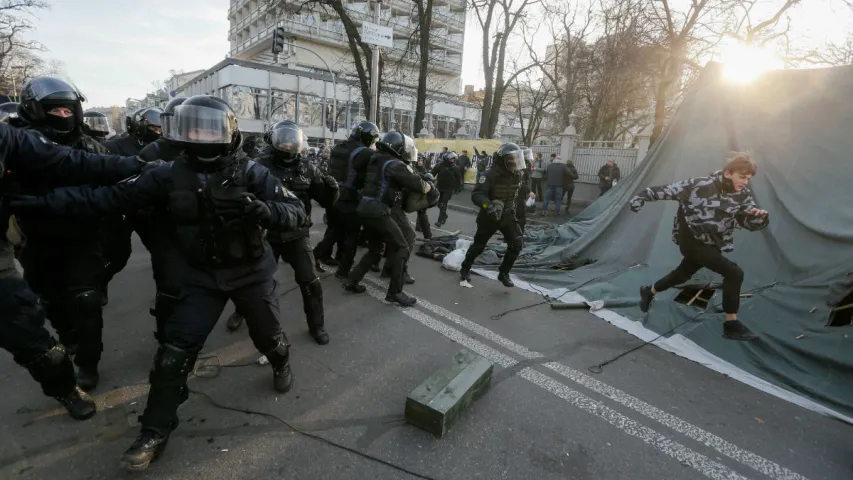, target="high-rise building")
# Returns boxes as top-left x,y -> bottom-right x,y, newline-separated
174,0 -> 483,142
